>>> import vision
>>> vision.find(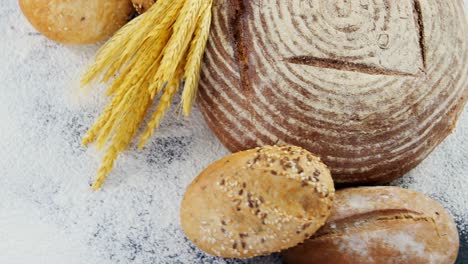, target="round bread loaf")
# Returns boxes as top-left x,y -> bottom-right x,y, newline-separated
19,0 -> 134,45
198,0 -> 468,185
180,145 -> 335,258
131,0 -> 156,14
282,186 -> 459,264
